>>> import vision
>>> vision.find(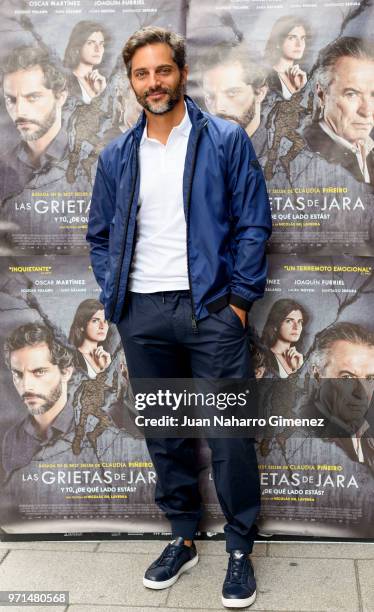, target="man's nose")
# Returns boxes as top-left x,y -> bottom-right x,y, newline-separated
358,96 -> 373,117
21,372 -> 35,393
148,72 -> 162,89
15,97 -> 28,117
